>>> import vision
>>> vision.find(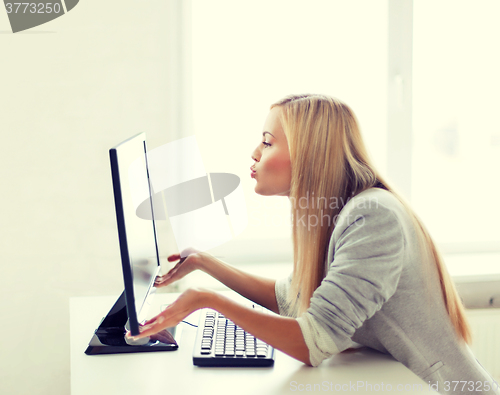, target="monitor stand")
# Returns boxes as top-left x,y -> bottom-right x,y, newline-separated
84,291 -> 179,355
